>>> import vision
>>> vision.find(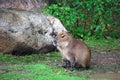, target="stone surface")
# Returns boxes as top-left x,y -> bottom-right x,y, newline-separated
0,0 -> 54,12
0,9 -> 67,55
